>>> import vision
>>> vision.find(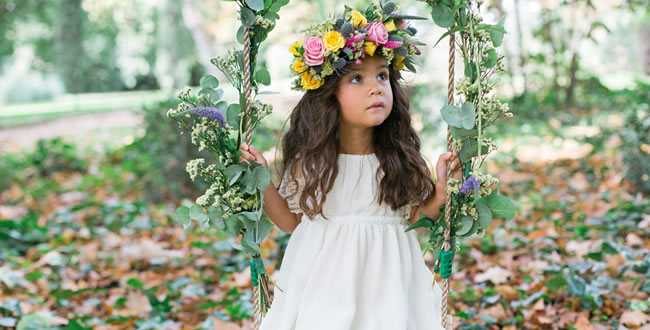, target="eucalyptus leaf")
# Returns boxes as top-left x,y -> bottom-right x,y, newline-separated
174,206 -> 190,226
241,171 -> 257,194
458,138 -> 488,163
242,211 -> 261,222
227,104 -> 241,129
476,199 -> 492,229
243,229 -> 263,255
440,102 -> 475,130
223,215 -> 244,237
224,164 -> 245,186
450,127 -> 478,139
199,88 -> 223,102
431,2 -> 455,28
208,206 -> 225,230
237,25 -> 245,44
240,7 -> 255,27
189,204 -> 208,223
455,216 -> 474,236
245,0 -> 265,11
199,75 -> 219,89
253,166 -> 271,191
256,217 -> 274,243
255,68 -> 271,86
484,192 -> 516,220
